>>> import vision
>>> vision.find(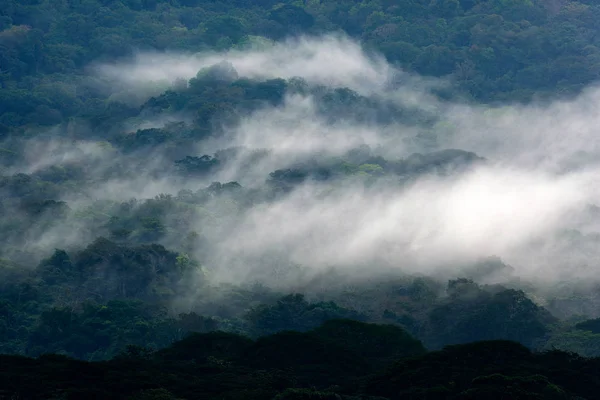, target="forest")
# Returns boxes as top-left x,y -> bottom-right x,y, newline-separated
3,0 -> 600,398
